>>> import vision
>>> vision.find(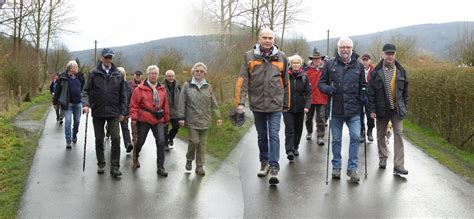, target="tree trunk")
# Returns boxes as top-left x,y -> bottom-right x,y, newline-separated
280,0 -> 288,50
